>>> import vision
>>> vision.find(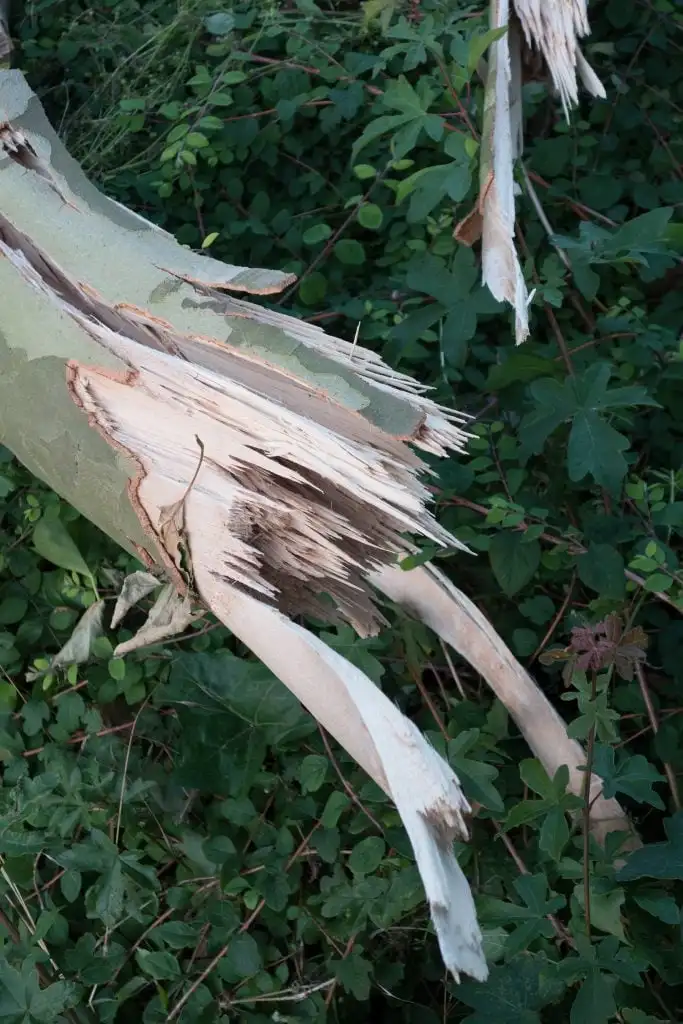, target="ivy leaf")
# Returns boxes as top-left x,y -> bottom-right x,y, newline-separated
618,813 -> 683,881
489,532 -> 541,596
593,745 -> 665,808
